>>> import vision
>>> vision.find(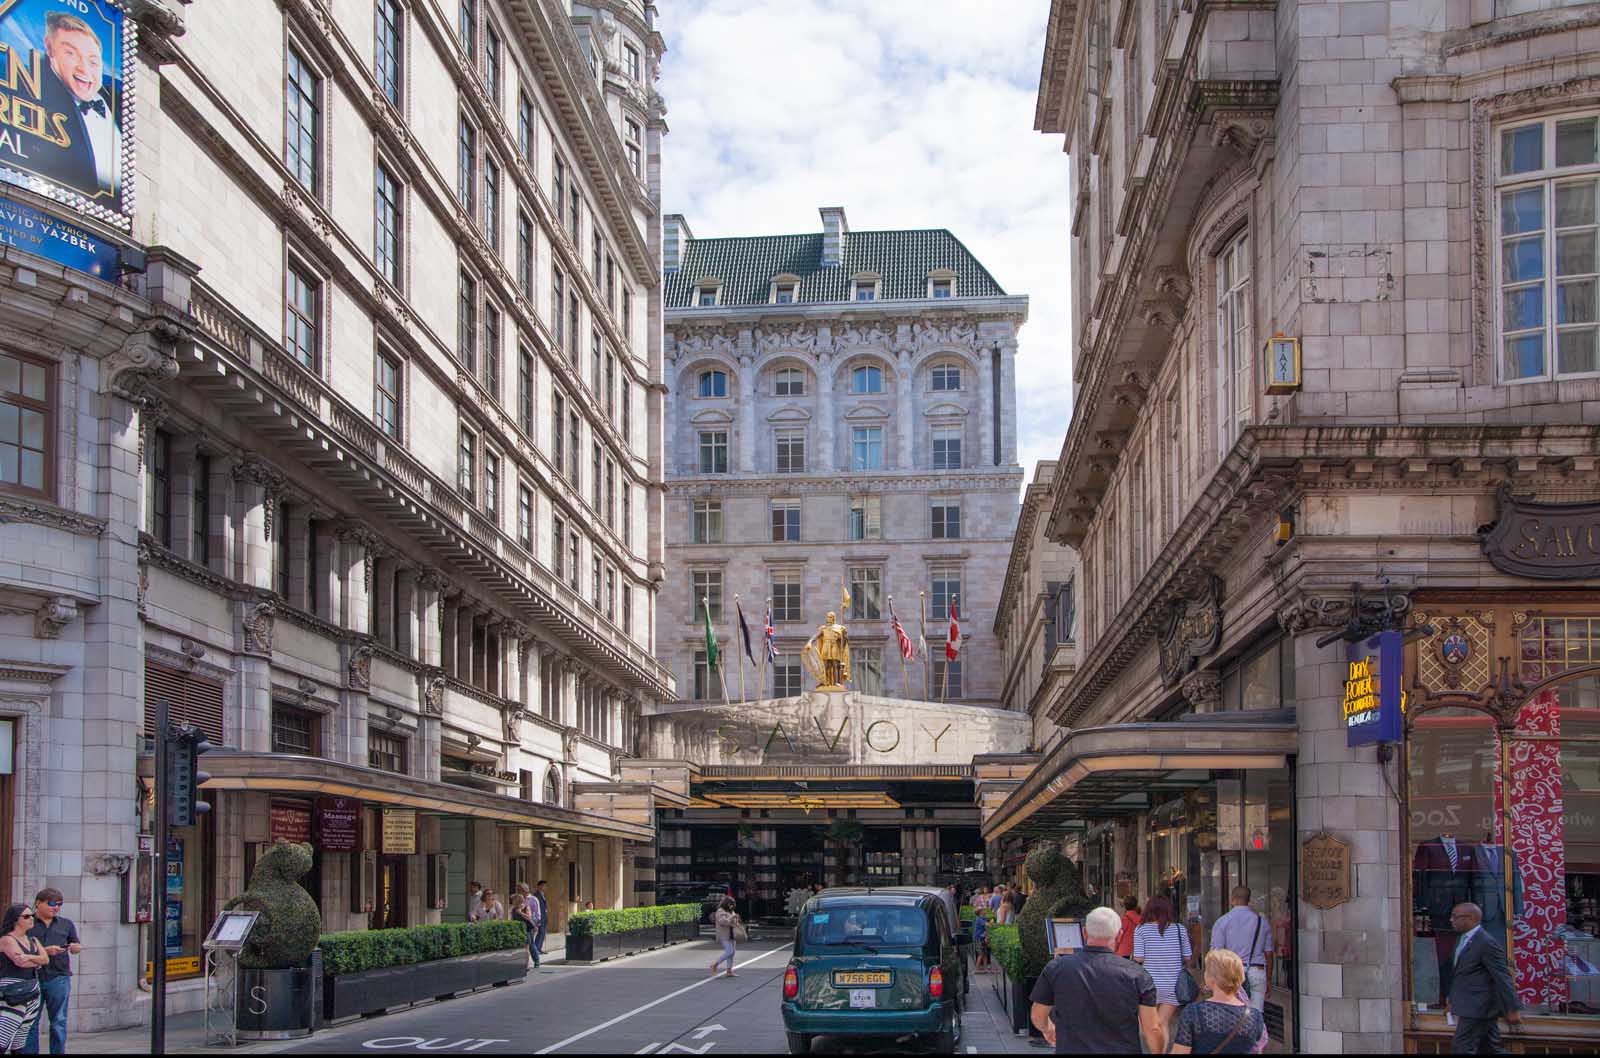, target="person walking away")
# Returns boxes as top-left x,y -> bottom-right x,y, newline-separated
532,881 -> 550,968
22,890 -> 77,1055
1030,906 -> 1162,1053
997,892 -> 1016,926
1210,886 -> 1272,1013
1168,949 -> 1268,1054
477,888 -> 506,921
1132,895 -> 1193,1045
1446,901 -> 1521,1054
989,885 -> 1004,913
467,881 -> 484,922
973,907 -> 991,973
1012,885 -> 1027,916
1115,895 -> 1142,958
0,905 -> 45,1054
710,897 -> 740,978
523,884 -> 543,968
